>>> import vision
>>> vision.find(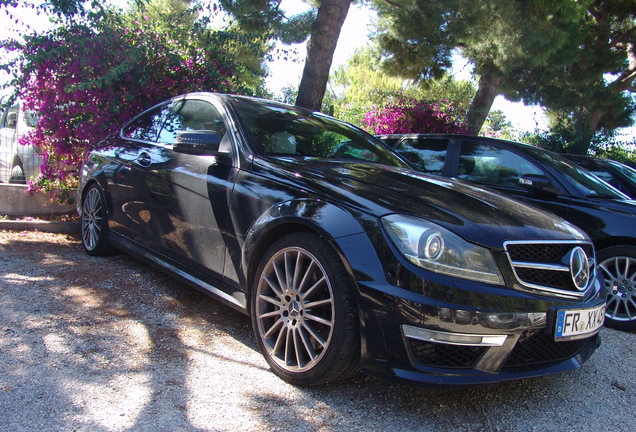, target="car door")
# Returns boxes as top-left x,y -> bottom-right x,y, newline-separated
140,97 -> 237,282
105,102 -> 171,246
451,139 -> 574,220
